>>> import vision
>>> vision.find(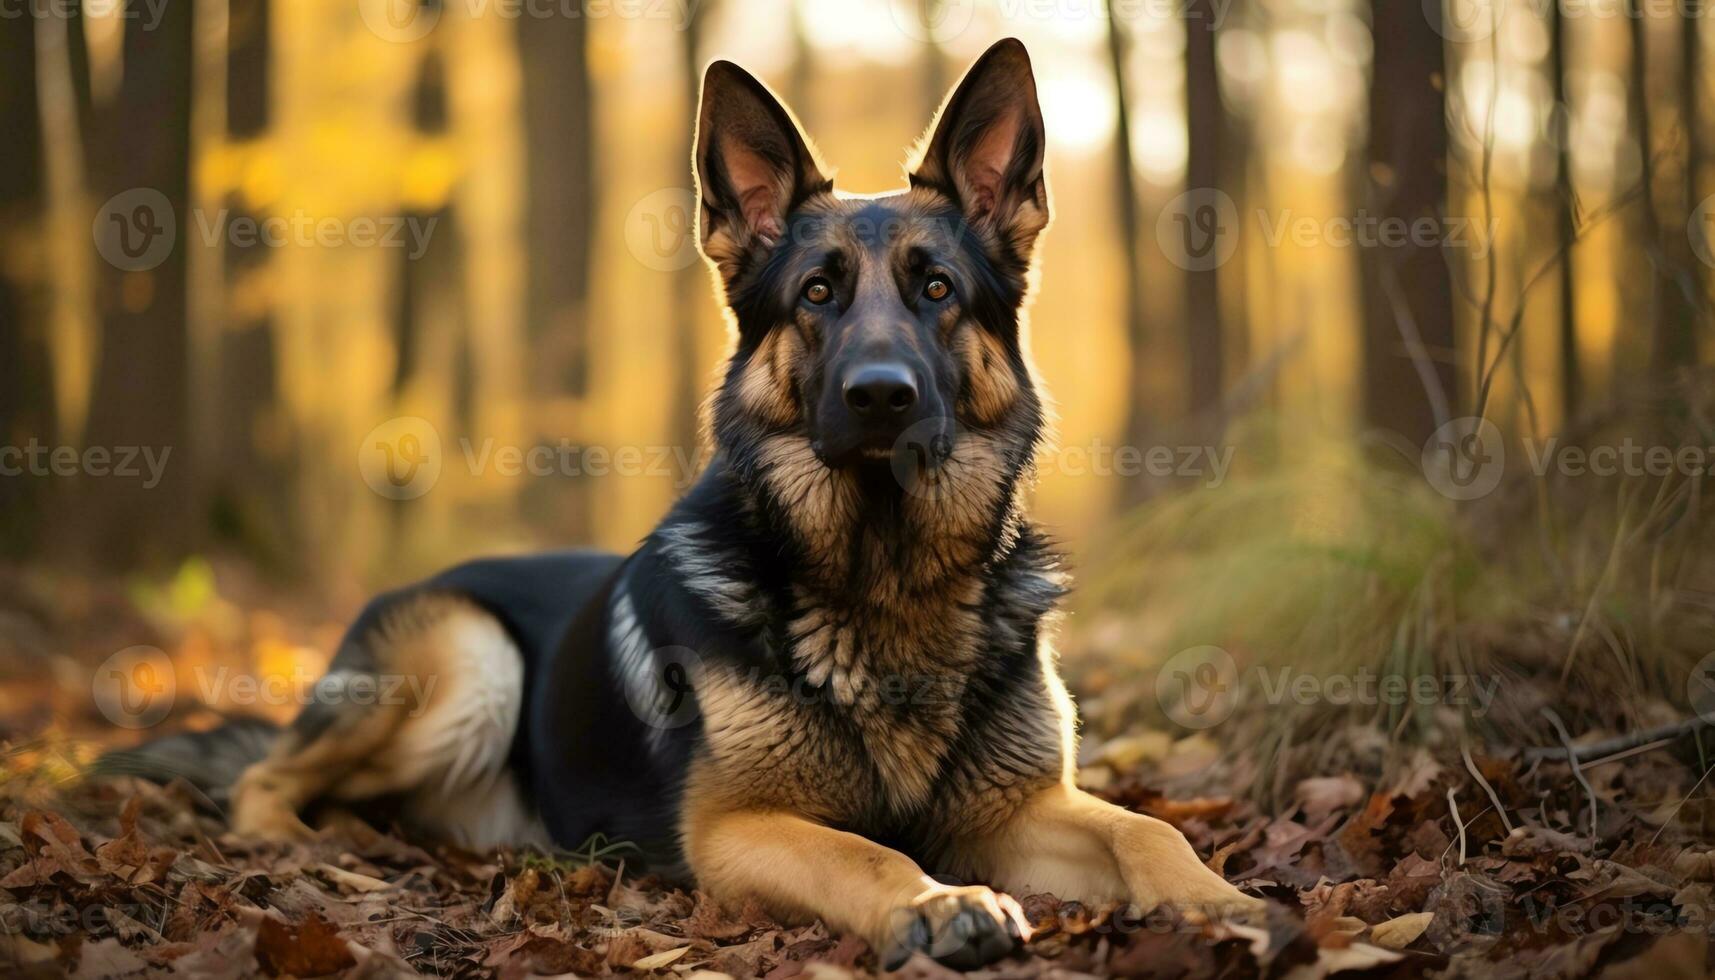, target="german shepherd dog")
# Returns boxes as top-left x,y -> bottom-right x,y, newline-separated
123,39 -> 1259,969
